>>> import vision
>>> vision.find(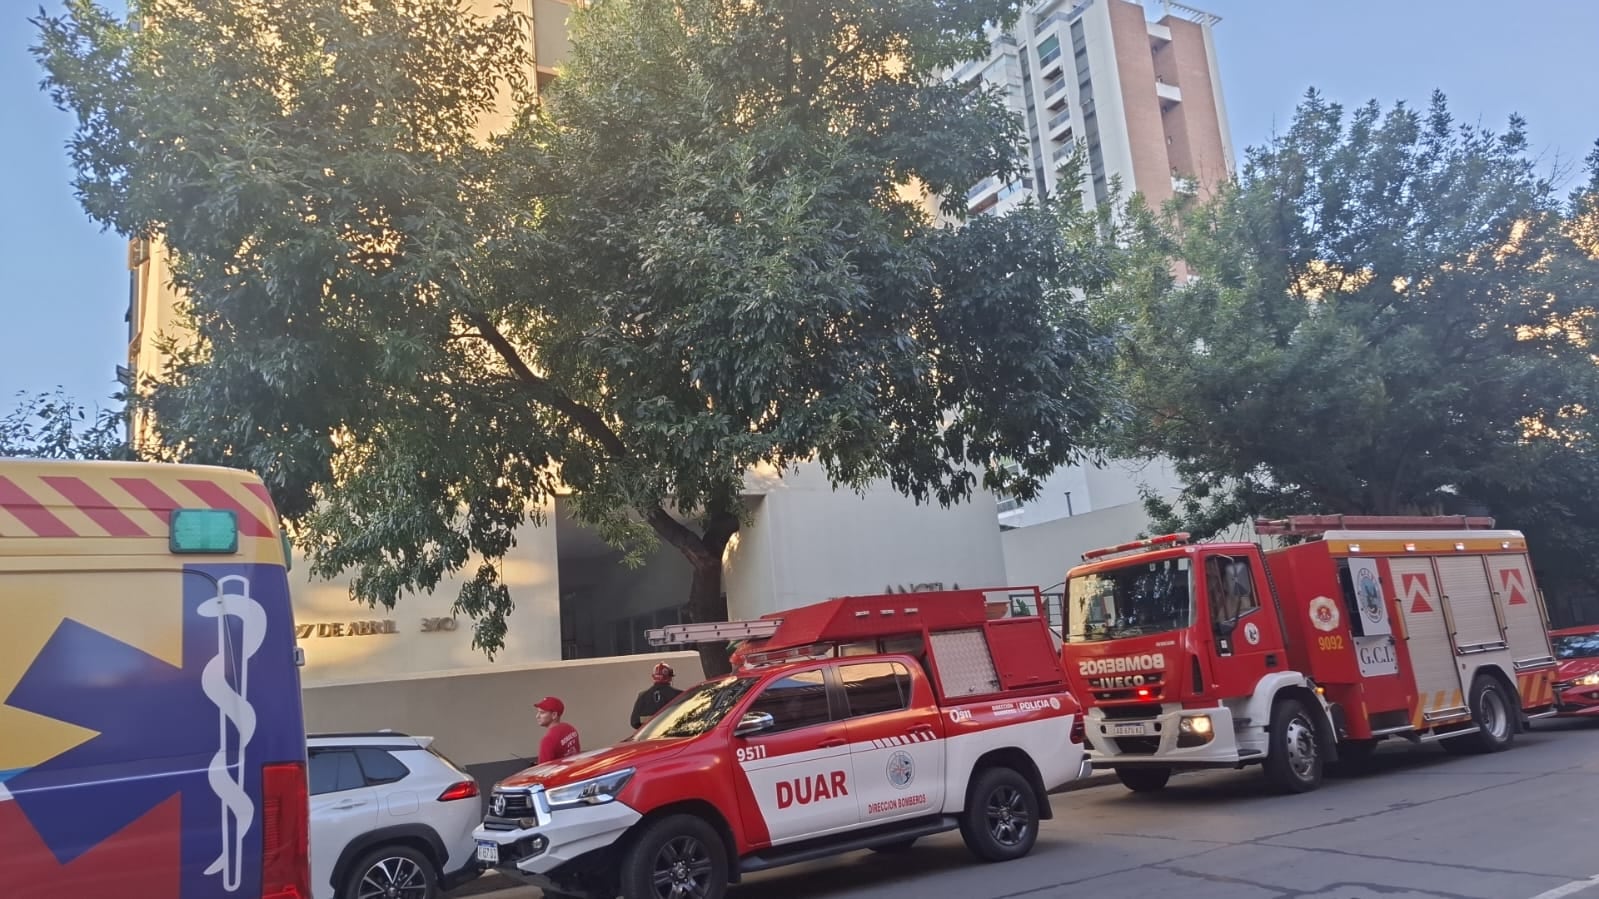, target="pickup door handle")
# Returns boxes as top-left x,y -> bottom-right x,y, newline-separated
331,800 -> 367,810
818,737 -> 848,748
